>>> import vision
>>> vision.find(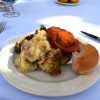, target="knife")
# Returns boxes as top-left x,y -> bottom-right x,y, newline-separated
80,31 -> 100,42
